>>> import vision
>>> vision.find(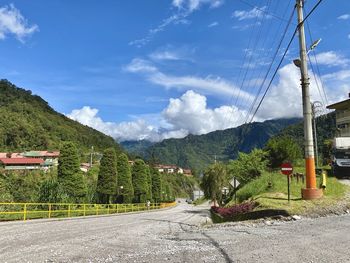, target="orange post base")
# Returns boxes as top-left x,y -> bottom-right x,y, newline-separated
301,188 -> 323,200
